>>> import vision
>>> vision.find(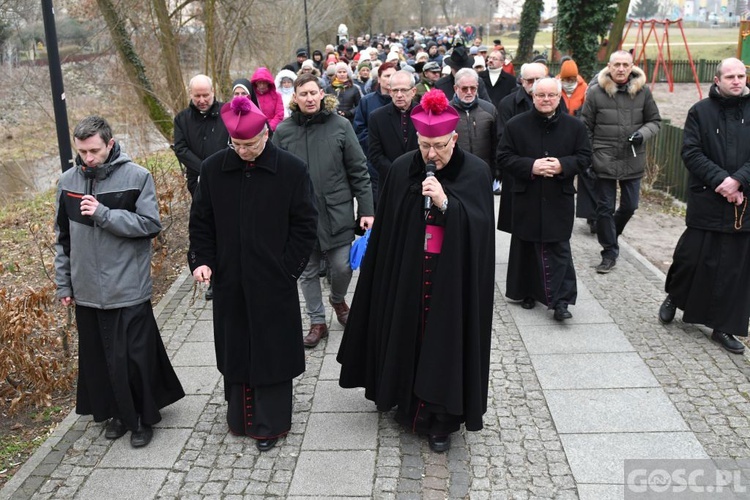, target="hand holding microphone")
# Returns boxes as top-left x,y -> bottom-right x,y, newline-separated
423,161 -> 436,210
